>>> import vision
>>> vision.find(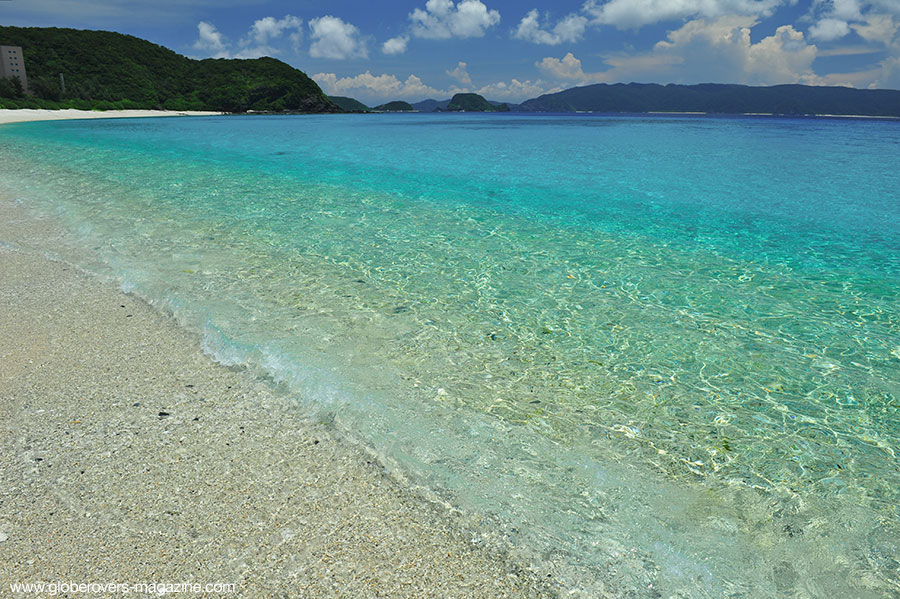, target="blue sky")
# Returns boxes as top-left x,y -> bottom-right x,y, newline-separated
3,0 -> 900,104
